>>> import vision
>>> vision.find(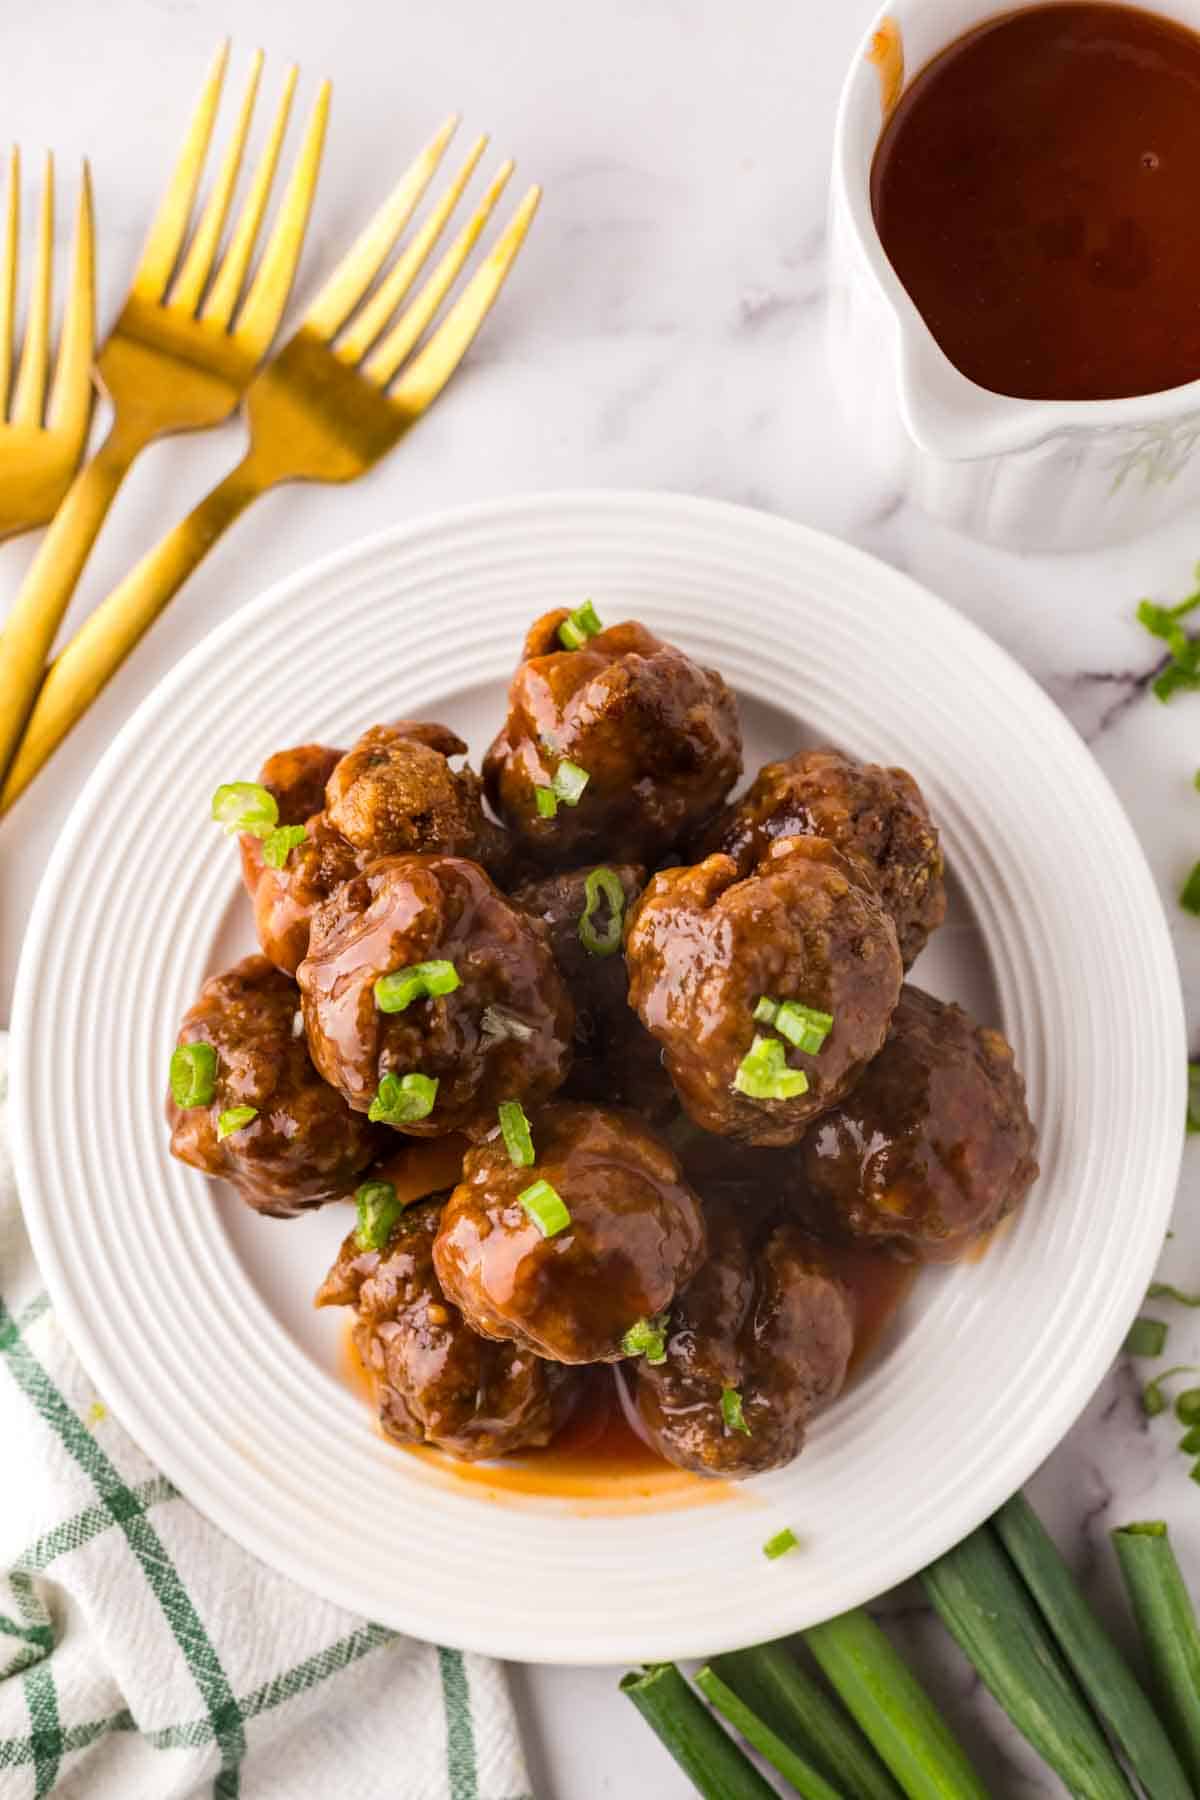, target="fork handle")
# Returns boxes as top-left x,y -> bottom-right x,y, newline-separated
0,418 -> 145,782
0,451 -> 271,815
